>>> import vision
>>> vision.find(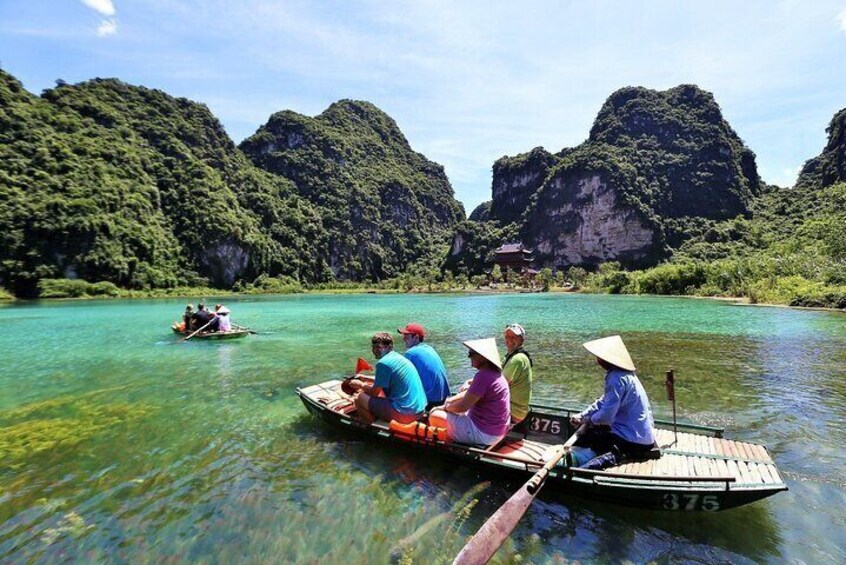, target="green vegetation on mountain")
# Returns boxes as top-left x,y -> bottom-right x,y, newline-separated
448,86 -> 844,309
441,220 -> 516,276
240,100 -> 464,281
580,106 -> 846,308
0,70 -> 329,297
795,107 -> 846,190
587,85 -> 760,219
0,70 -> 464,297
